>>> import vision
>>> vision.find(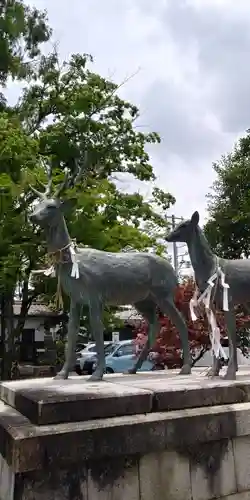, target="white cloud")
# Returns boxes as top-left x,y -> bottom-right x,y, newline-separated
7,0 -> 250,226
